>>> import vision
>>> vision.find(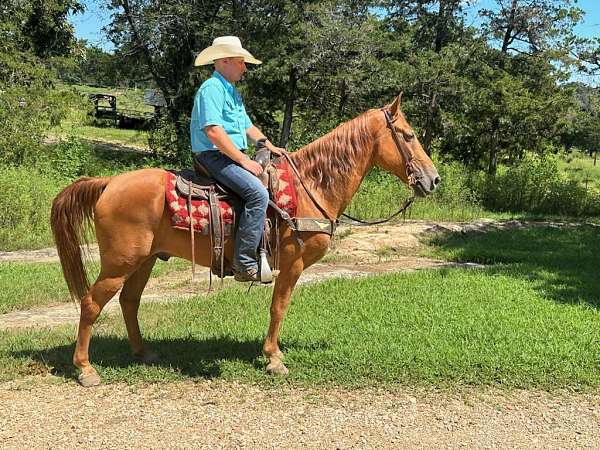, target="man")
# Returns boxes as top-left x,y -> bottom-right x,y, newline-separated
191,36 -> 285,282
